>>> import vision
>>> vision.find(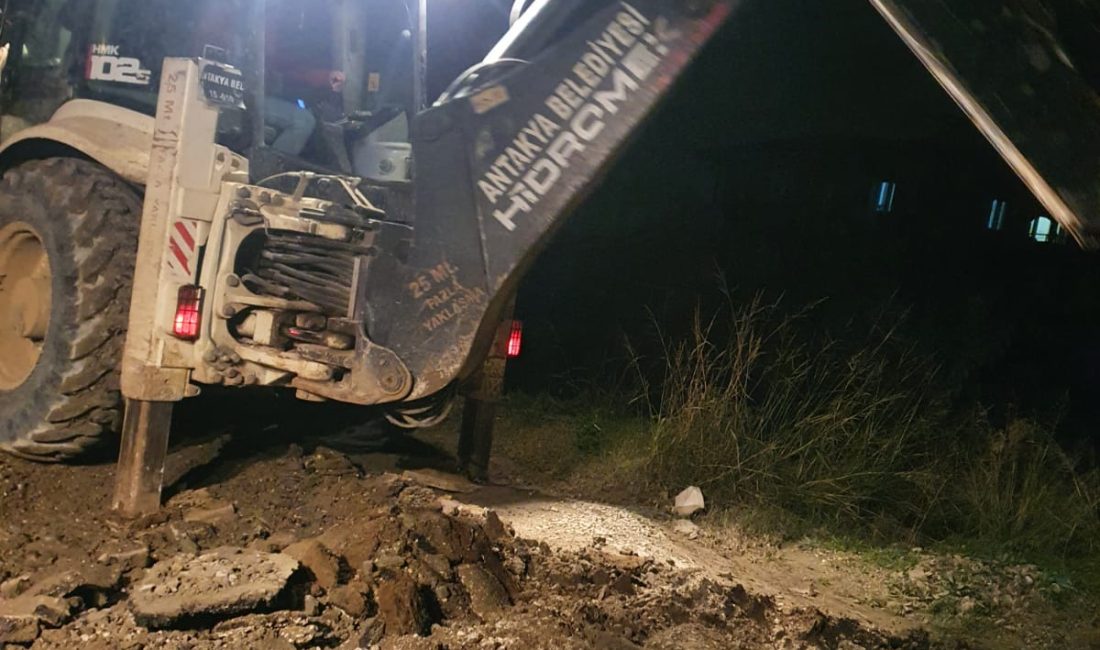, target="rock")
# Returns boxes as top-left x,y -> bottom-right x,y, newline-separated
268,532 -> 300,551
177,536 -> 200,555
671,520 -> 701,540
397,486 -> 442,512
483,511 -> 511,544
374,553 -> 406,573
456,565 -> 510,620
957,596 -> 977,615
504,556 -> 526,578
673,486 -> 705,518
0,595 -> 72,642
23,566 -> 120,608
610,573 -> 636,596
420,554 -> 453,580
403,469 -> 478,494
438,498 -> 488,519
374,575 -> 433,636
303,594 -> 321,617
97,542 -> 151,573
0,576 -> 29,600
282,622 -> 322,646
183,501 -> 237,525
0,611 -> 38,644
248,531 -> 299,554
129,547 -> 299,628
358,617 -> 386,647
303,448 -> 360,477
326,584 -> 367,618
166,487 -> 218,509
162,433 -> 231,488
434,584 -> 451,603
28,596 -> 71,627
283,539 -> 346,590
